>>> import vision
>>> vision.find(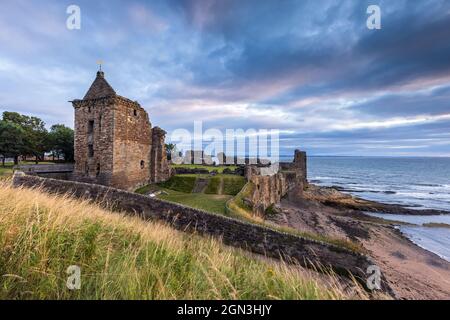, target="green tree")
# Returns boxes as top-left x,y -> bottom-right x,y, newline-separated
0,120 -> 26,165
48,124 -> 74,162
165,143 -> 177,161
2,111 -> 49,163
